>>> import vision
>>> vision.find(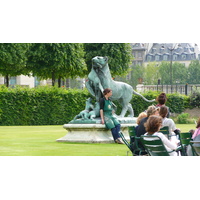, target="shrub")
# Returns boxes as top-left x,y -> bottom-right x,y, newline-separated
189,87 -> 200,108
176,113 -> 190,124
0,86 -> 193,125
